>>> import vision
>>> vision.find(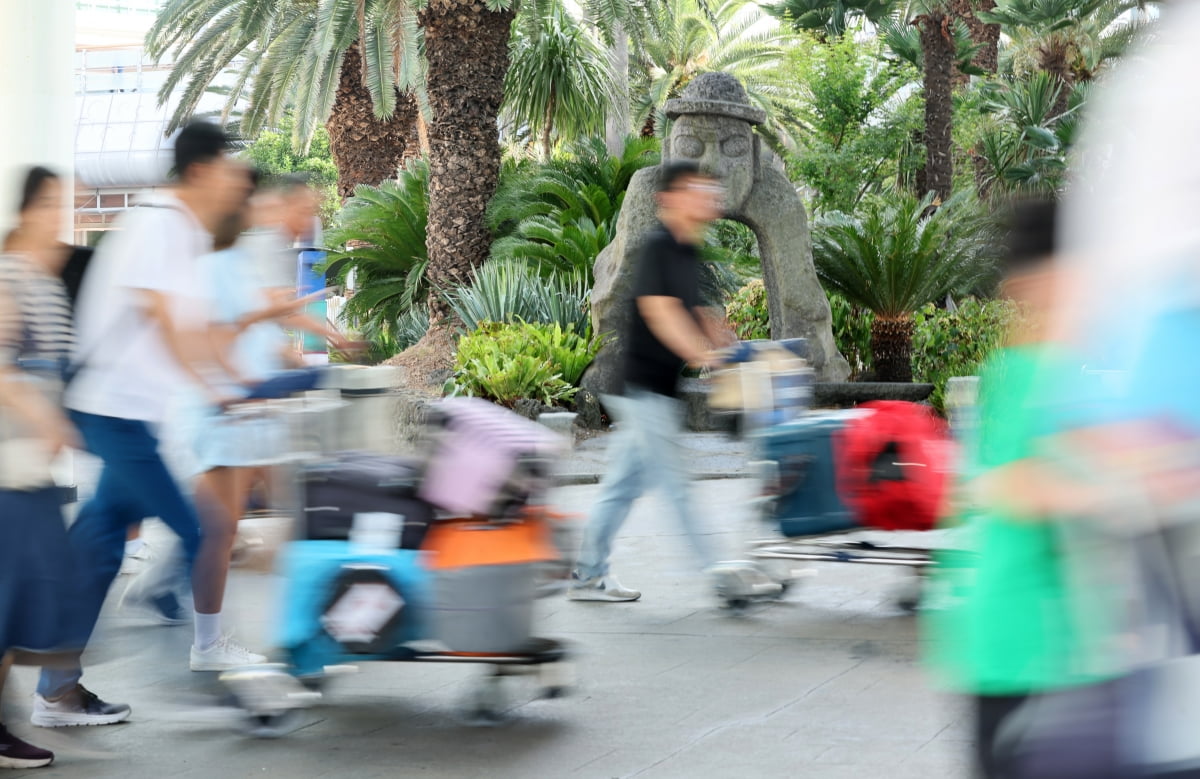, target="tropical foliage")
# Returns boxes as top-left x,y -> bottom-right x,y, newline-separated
442,260 -> 593,335
811,191 -> 1000,381
323,160 -> 429,348
447,321 -> 603,407
912,297 -> 1020,412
